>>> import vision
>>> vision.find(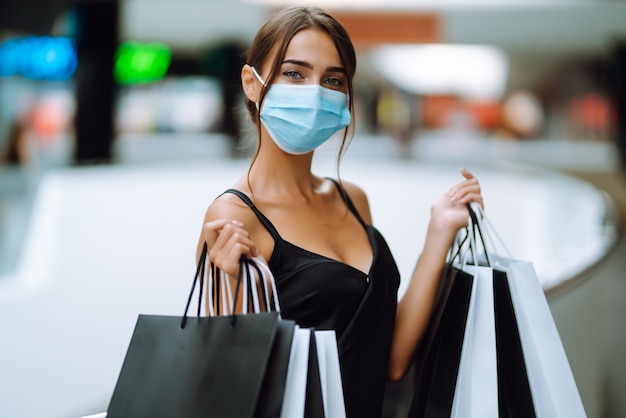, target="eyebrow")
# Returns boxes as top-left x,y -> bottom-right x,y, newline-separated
282,59 -> 346,74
